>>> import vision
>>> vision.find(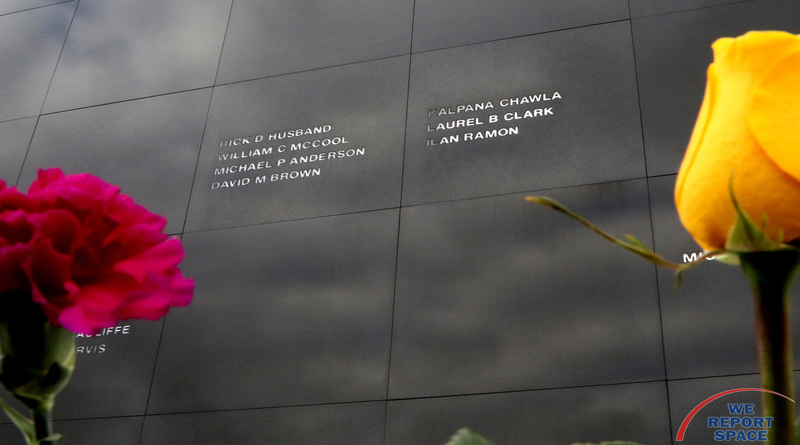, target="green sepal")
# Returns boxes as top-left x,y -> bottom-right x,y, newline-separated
443,429 -> 497,445
725,181 -> 784,253
0,321 -> 75,411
